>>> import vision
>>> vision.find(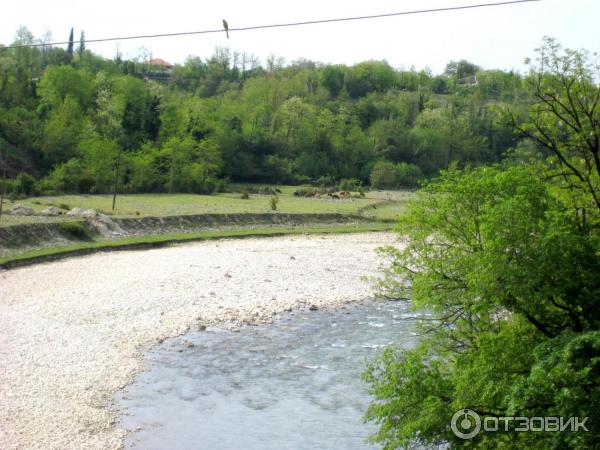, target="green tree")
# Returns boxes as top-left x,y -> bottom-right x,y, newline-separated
42,95 -> 90,166
364,40 -> 600,449
78,30 -> 86,57
66,27 -> 74,61
37,65 -> 94,111
512,37 -> 600,213
320,65 -> 346,98
366,165 -> 599,449
345,61 -> 396,99
445,59 -> 479,80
